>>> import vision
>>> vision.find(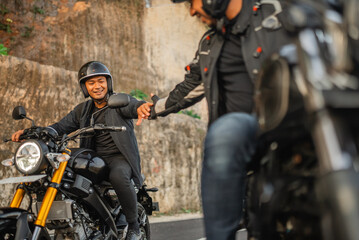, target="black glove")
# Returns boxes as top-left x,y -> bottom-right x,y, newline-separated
149,95 -> 159,120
